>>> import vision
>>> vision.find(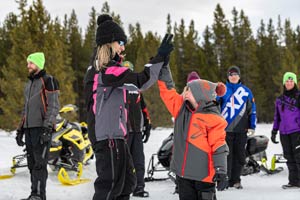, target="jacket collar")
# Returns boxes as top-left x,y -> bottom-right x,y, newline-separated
28,70 -> 46,80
